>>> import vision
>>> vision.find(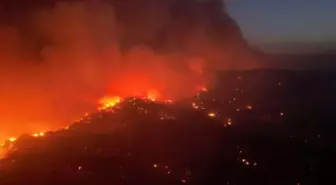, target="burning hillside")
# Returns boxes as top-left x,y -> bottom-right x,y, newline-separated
0,70 -> 335,185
